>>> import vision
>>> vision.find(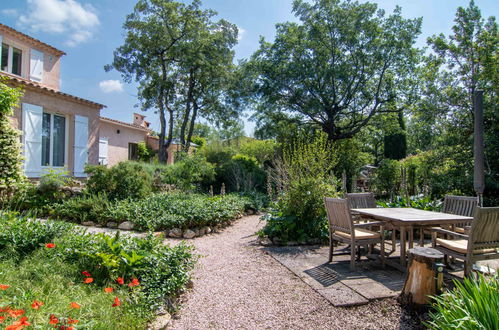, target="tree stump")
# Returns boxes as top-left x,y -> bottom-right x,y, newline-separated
400,247 -> 444,306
